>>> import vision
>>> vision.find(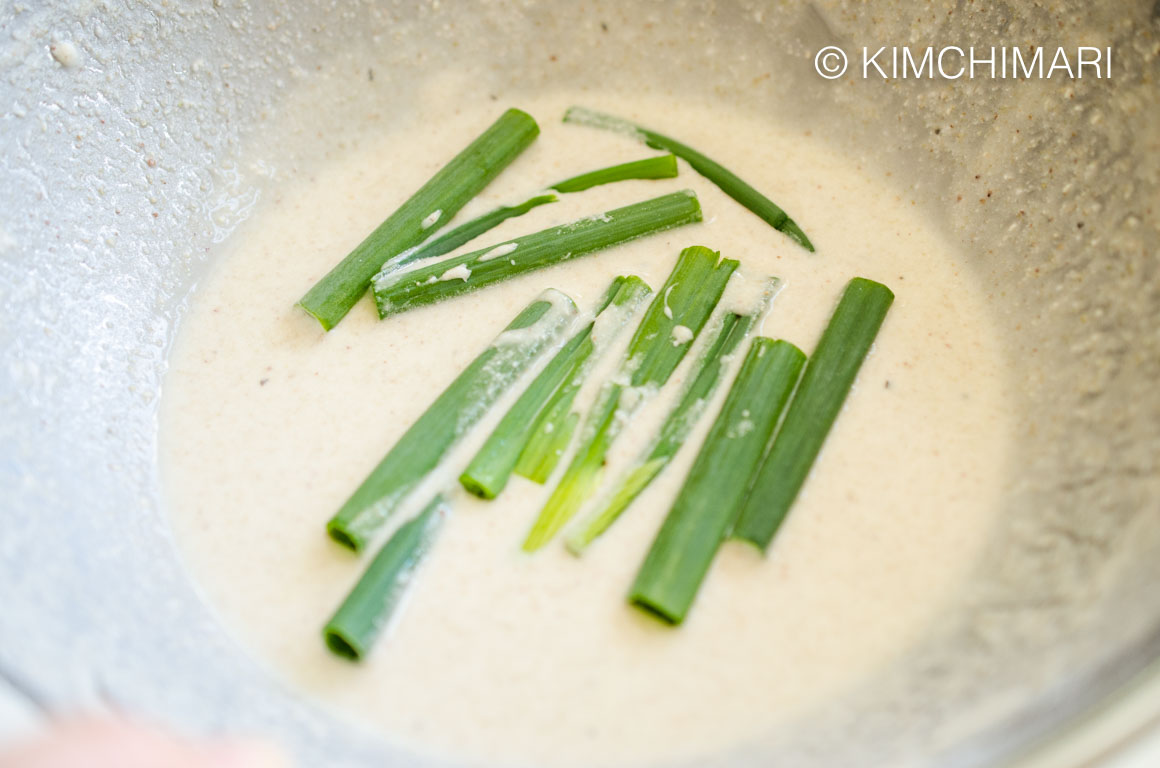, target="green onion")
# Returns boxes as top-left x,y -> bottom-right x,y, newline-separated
385,152 -> 678,277
732,278 -> 894,551
391,154 -> 677,275
522,246 -> 737,552
391,154 -> 676,278
459,334 -> 590,500
512,369 -> 583,483
629,338 -> 806,624
566,279 -> 778,554
548,154 -> 679,194
563,107 -> 814,252
511,275 -> 659,485
394,194 -> 558,267
326,290 -> 577,552
459,276 -> 651,500
371,190 -> 702,318
298,108 -> 540,330
323,495 -> 448,661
